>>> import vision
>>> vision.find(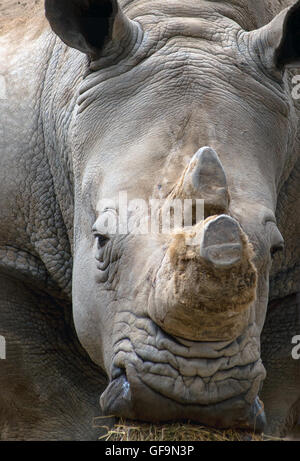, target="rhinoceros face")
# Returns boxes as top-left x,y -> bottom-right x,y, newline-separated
46,0 -> 300,428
